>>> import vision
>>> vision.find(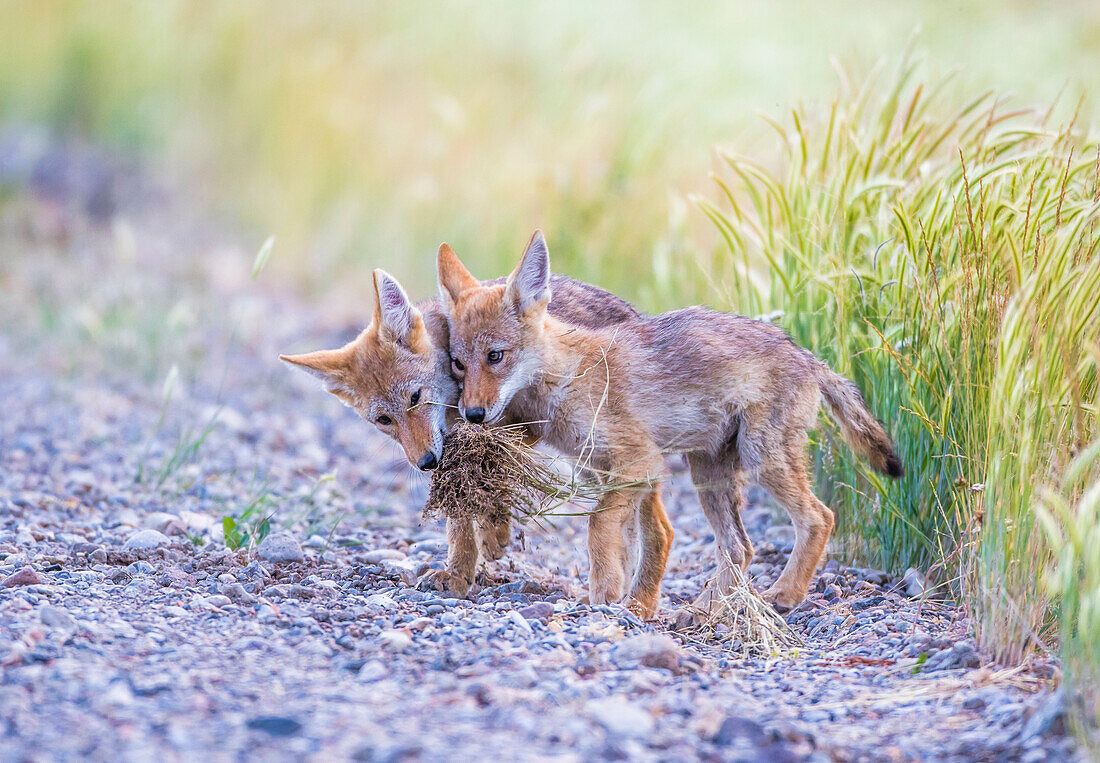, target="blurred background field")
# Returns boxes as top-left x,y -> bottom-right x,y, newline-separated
2,0 -> 1099,748
3,1 -> 1099,313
